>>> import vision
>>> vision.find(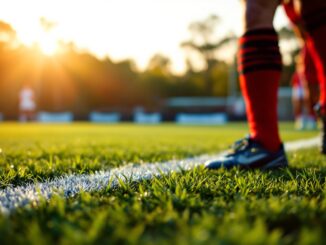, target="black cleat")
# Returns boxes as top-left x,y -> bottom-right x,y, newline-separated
205,137 -> 288,170
314,103 -> 326,154
321,118 -> 326,154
